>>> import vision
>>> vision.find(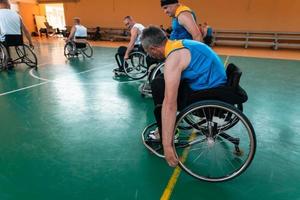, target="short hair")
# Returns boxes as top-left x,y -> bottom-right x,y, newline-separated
160,0 -> 178,7
141,26 -> 167,49
123,16 -> 132,21
73,17 -> 80,24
